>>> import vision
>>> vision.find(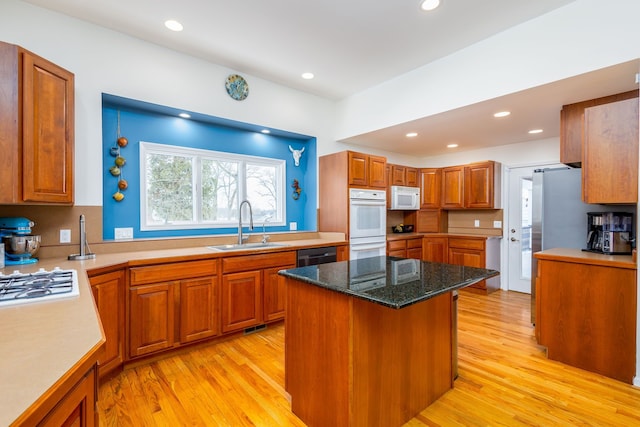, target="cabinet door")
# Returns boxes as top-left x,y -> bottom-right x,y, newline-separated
405,167 -> 419,187
390,165 -> 406,185
89,270 -> 125,378
406,239 -> 422,260
448,247 -> 486,289
22,50 -> 74,204
441,166 -> 464,209
413,209 -> 446,233
39,368 -> 96,427
179,276 -> 218,344
582,97 -> 639,204
222,271 -> 263,333
264,265 -> 295,322
348,151 -> 368,187
129,282 -> 176,358
464,162 -> 494,208
419,168 -> 441,208
422,237 -> 448,263
368,155 -> 387,188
